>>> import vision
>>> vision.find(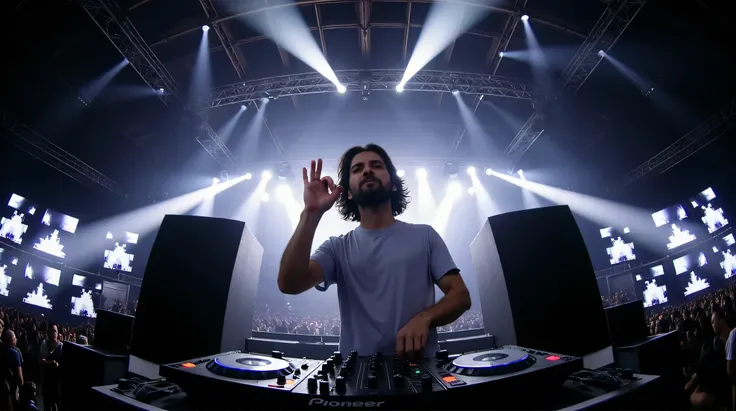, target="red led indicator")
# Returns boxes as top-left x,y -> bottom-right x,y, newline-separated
182,362 -> 196,368
545,355 -> 560,361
